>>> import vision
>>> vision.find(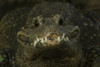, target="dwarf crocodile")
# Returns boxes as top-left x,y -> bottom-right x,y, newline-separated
0,2 -> 100,67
